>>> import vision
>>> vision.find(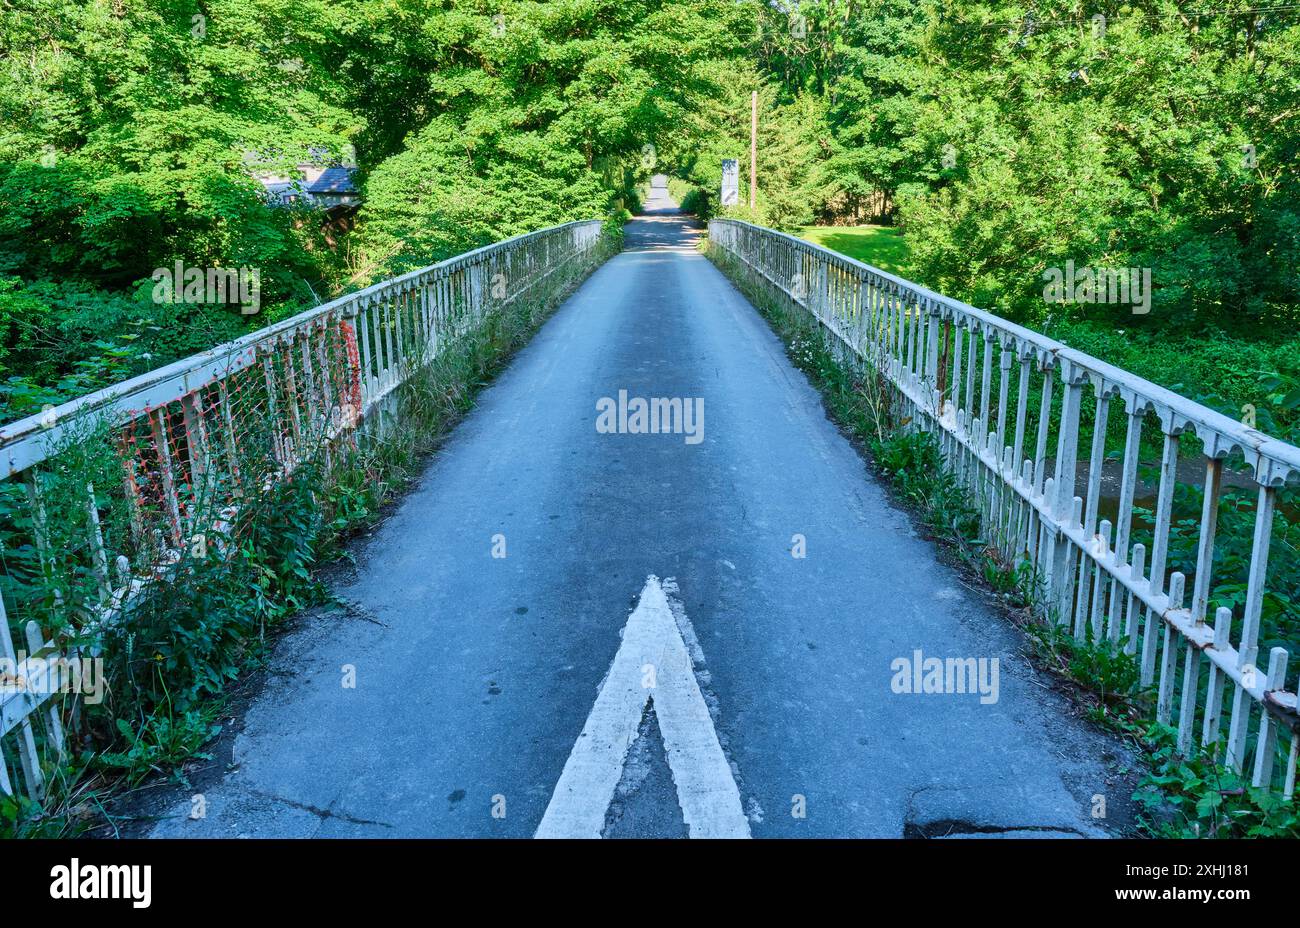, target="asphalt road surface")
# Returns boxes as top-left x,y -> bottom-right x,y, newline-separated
147,177 -> 1132,838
